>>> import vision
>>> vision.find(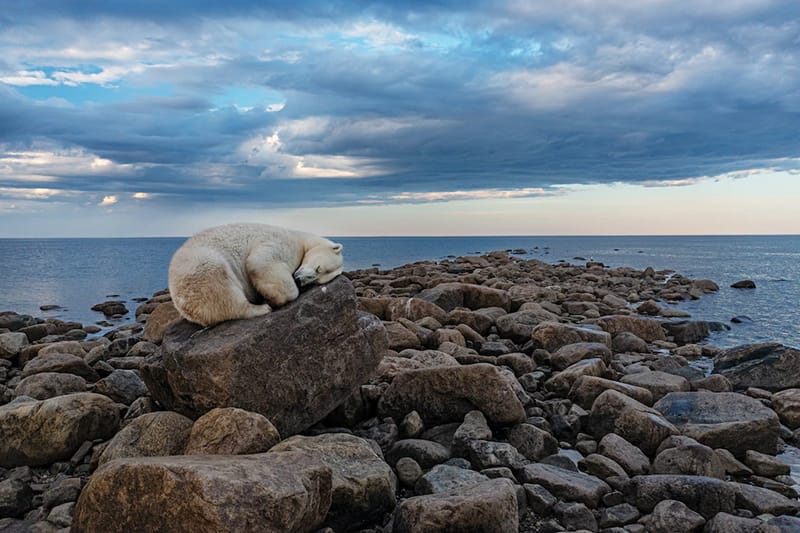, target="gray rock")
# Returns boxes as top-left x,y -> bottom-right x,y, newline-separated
651,442 -> 725,479
654,391 -> 780,458
396,457 -> 422,488
647,499 -> 705,533
495,309 -> 559,344
0,332 -> 29,359
22,352 -> 99,382
466,440 -> 528,470
612,332 -> 649,354
545,358 -> 609,395
393,478 -> 518,533
745,450 -> 790,477
555,501 -> 598,532
92,369 -> 147,404
386,439 -> 451,469
141,302 -> 181,344
0,392 -> 119,467
99,411 -> 193,465
417,283 -> 511,313
524,483 -> 557,514
579,454 -> 628,480
73,452 -> 332,533
625,475 -> 735,518
568,375 -> 653,409
518,463 -> 611,508
415,464 -> 489,494
0,478 -> 33,518
42,477 -> 82,510
270,433 -> 397,530
142,277 -> 387,437
14,372 -> 87,400
662,321 -> 711,344
378,363 -> 526,426
598,503 -> 640,528
46,501 -> 75,528
185,407 -> 280,455
772,389 -> 800,429
714,343 -> 800,391
704,512 -> 765,533
451,410 -> 492,457
766,515 -> 800,532
508,423 -> 559,461
729,481 -> 800,515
